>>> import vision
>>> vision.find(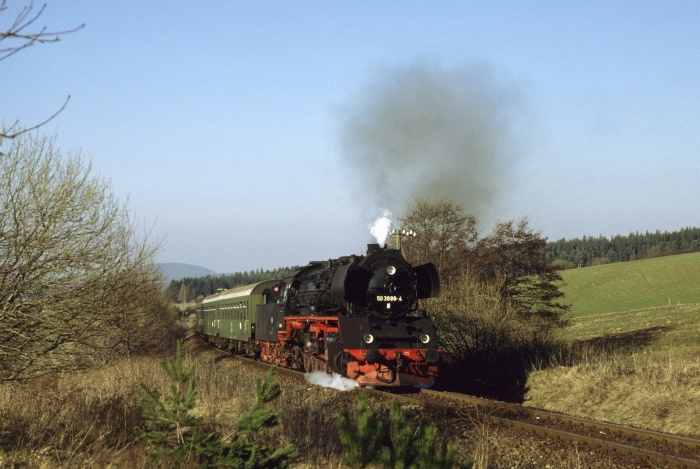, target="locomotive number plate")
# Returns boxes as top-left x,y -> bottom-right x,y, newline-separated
376,295 -> 402,302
